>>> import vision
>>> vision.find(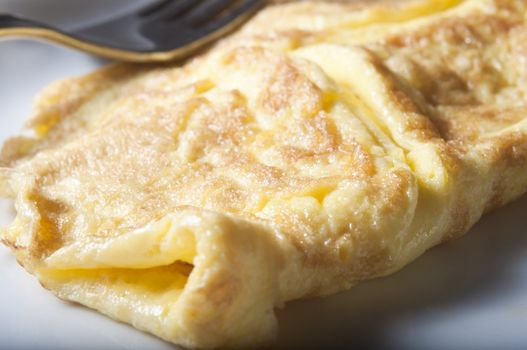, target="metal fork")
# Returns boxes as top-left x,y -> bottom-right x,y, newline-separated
0,0 -> 264,62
